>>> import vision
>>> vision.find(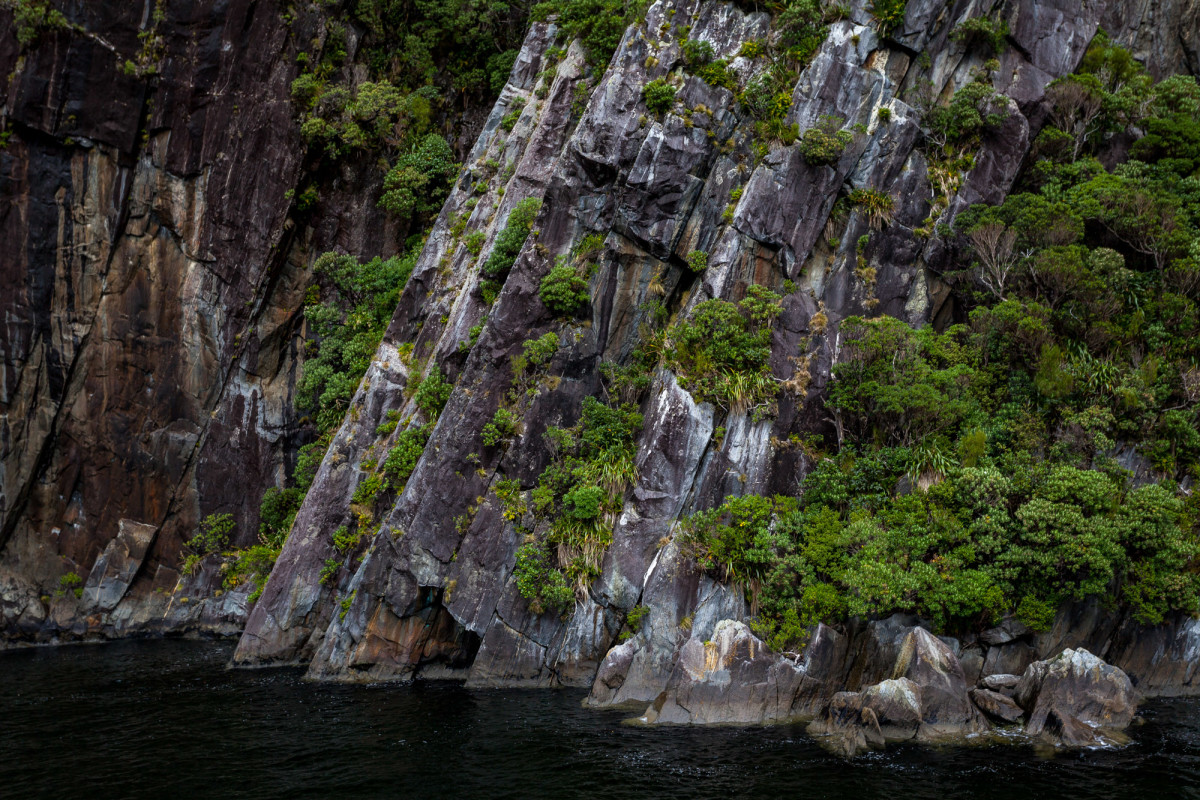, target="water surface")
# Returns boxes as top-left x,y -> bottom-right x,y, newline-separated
2,640 -> 1198,798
